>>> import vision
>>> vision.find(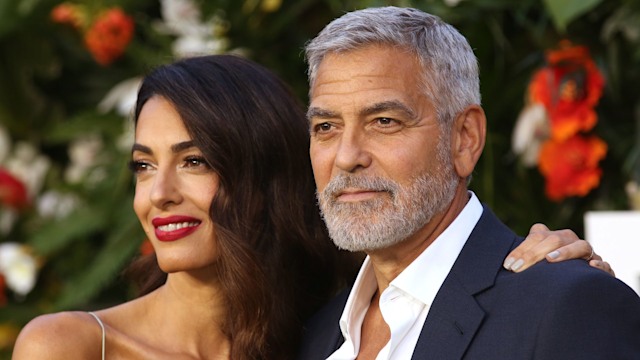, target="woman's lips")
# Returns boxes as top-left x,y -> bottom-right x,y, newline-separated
152,216 -> 201,242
